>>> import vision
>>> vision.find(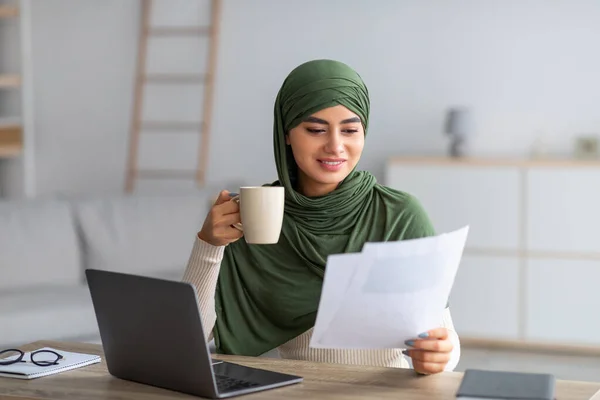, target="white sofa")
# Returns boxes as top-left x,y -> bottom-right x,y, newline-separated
0,186 -> 232,349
